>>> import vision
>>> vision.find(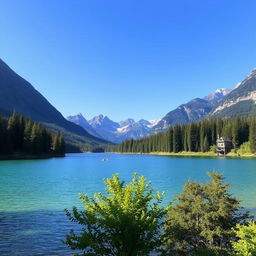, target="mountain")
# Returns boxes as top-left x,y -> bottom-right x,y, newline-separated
88,115 -> 120,142
67,88 -> 232,143
0,58 -> 110,151
115,119 -> 158,142
210,69 -> 256,118
204,88 -> 233,104
67,114 -> 160,143
66,113 -> 101,138
153,88 -> 232,132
